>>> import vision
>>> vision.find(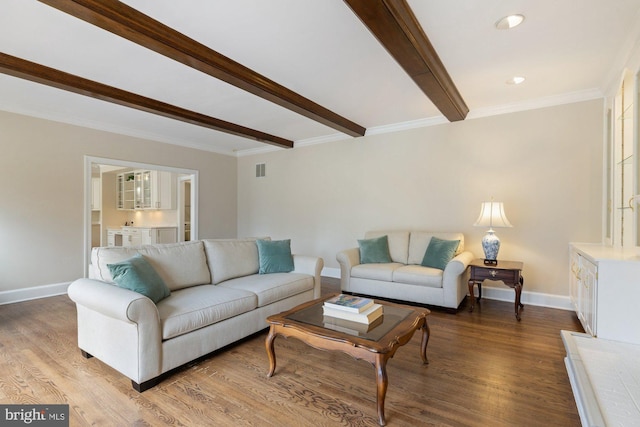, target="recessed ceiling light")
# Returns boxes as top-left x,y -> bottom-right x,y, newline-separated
506,76 -> 526,85
495,14 -> 525,30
